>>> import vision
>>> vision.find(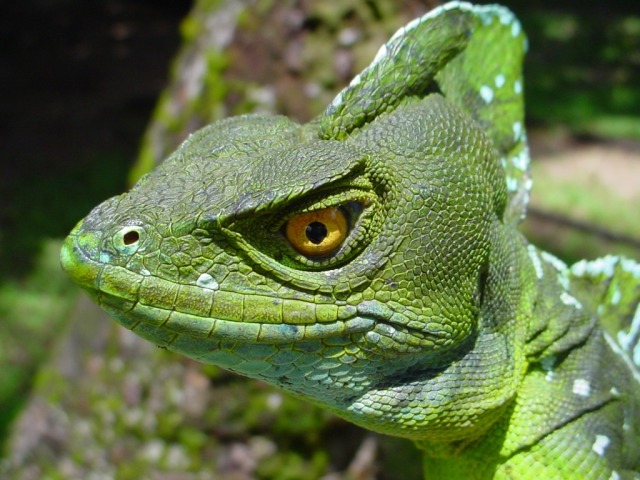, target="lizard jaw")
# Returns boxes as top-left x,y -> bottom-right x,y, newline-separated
60,226 -> 377,346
